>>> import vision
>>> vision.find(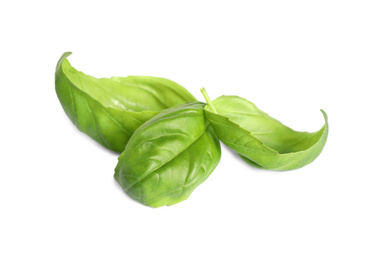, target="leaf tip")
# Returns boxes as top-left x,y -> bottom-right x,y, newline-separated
61,51 -> 72,60
320,109 -> 328,122
56,52 -> 73,73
